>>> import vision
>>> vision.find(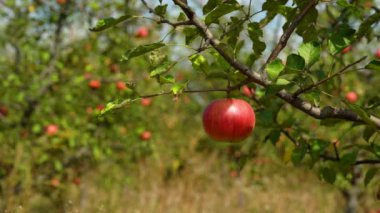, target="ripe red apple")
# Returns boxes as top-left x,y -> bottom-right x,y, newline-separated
141,98 -> 152,106
56,0 -> 66,5
140,131 -> 152,141
45,124 -> 59,136
136,27 -> 149,38
96,104 -> 105,111
375,49 -> 380,59
202,99 -> 255,142
50,178 -> 60,187
342,45 -> 352,54
241,85 -> 255,98
115,81 -> 127,91
0,106 -> 8,117
88,80 -> 101,89
345,91 -> 358,103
